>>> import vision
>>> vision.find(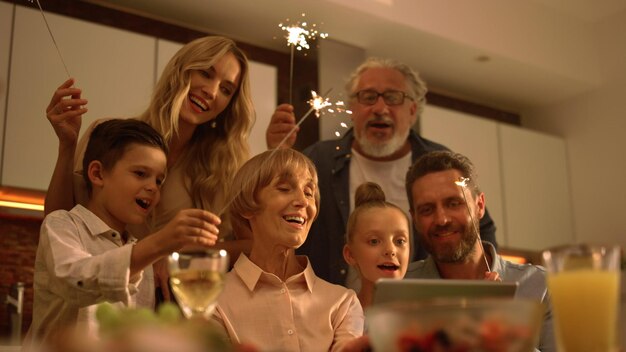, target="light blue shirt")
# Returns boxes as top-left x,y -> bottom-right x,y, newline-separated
405,241 -> 556,352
